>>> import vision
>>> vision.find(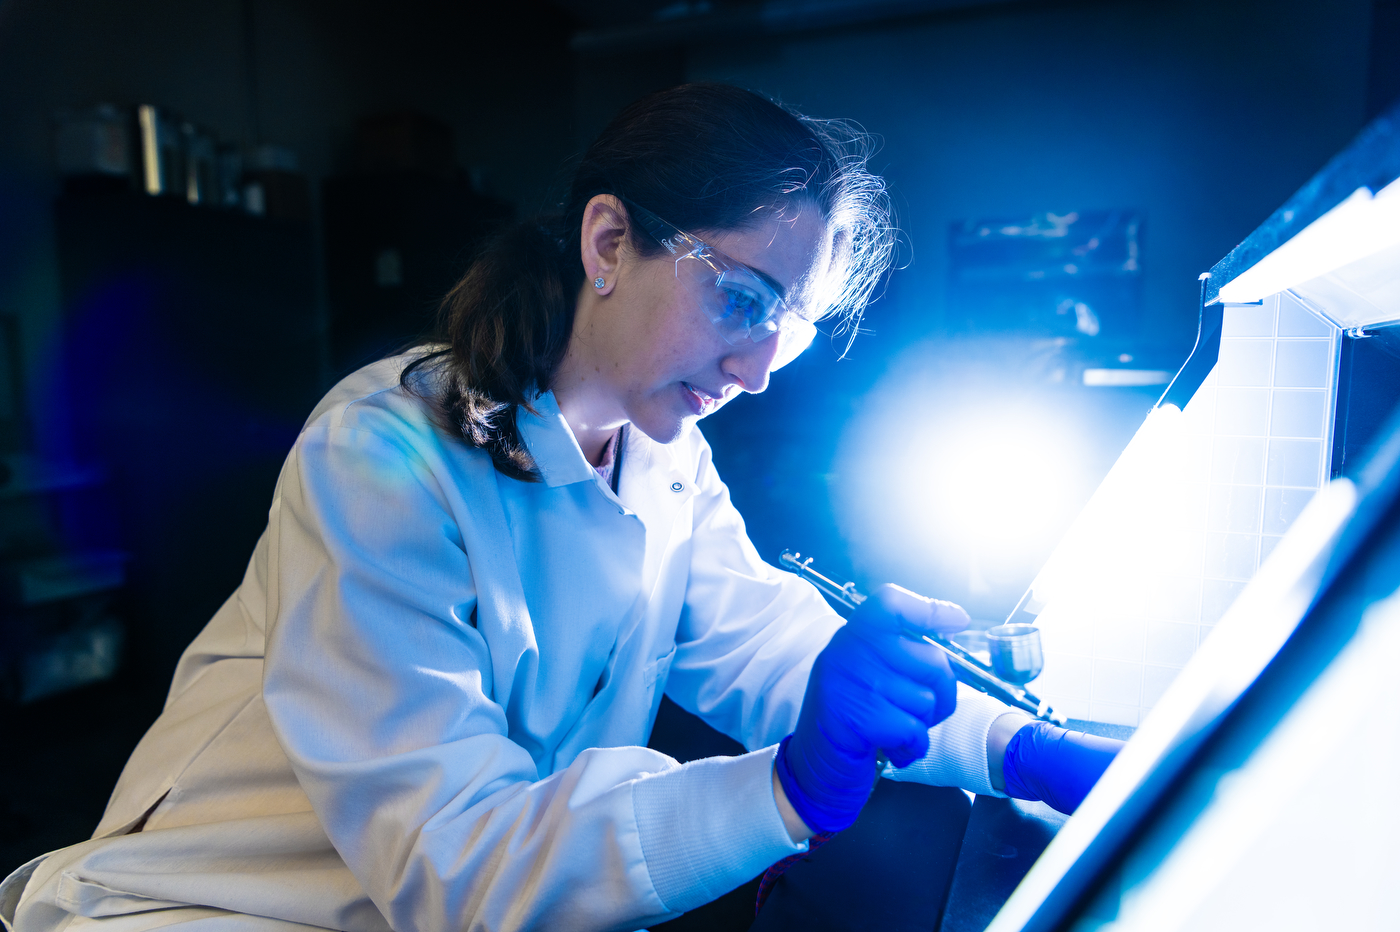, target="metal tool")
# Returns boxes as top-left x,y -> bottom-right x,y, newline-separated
986,623 -> 1045,685
779,550 -> 1066,725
